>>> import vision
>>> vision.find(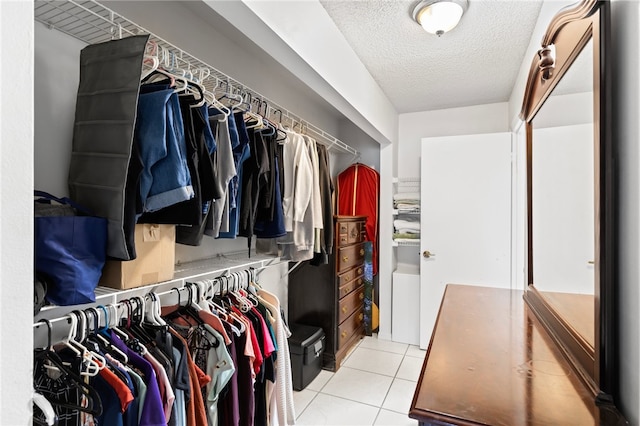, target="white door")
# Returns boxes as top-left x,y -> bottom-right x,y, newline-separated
420,133 -> 512,349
